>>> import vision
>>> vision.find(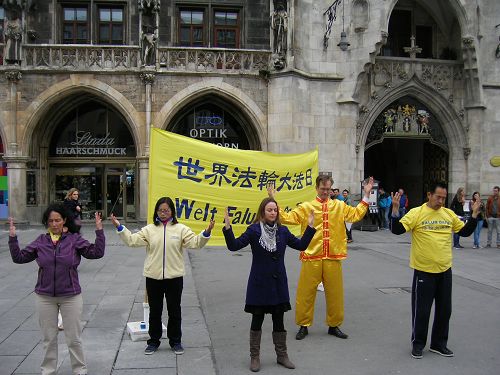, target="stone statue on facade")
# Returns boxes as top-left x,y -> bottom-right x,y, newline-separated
270,0 -> 287,70
138,0 -> 160,13
141,25 -> 157,66
4,14 -> 22,64
271,0 -> 288,55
